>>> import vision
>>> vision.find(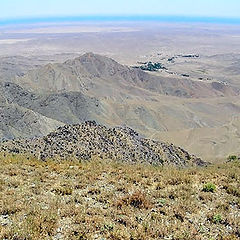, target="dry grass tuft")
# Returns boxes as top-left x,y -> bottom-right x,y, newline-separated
116,191 -> 151,209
